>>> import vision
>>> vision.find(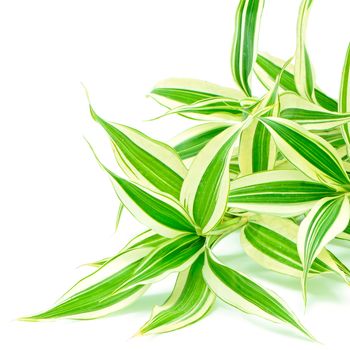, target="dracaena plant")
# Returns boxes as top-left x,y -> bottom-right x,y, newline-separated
22,0 -> 350,340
